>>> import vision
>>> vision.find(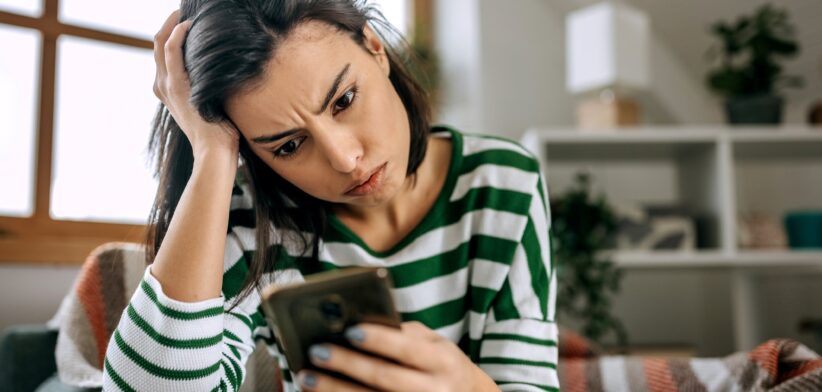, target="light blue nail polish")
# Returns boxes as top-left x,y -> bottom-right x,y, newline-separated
345,326 -> 366,343
300,372 -> 317,388
309,345 -> 331,362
